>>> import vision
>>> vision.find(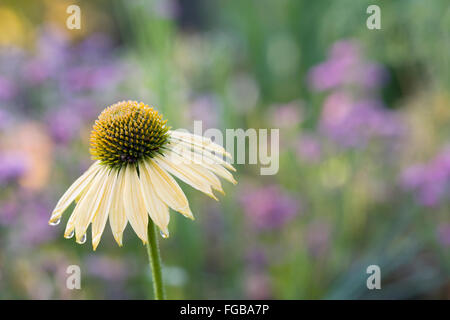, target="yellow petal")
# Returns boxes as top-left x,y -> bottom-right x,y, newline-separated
169,131 -> 231,159
154,151 -> 218,200
109,167 -> 127,246
138,162 -> 171,233
92,169 -> 118,250
168,140 -> 236,171
165,148 -> 224,194
123,165 -> 148,243
142,159 -> 192,219
64,191 -> 86,239
74,166 -> 109,243
49,161 -> 101,224
199,162 -> 237,185
190,163 -> 224,195
168,143 -> 236,186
